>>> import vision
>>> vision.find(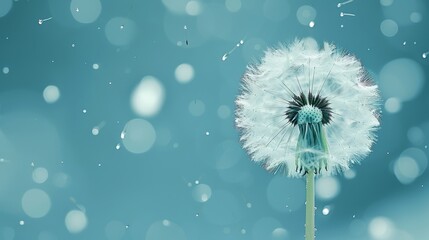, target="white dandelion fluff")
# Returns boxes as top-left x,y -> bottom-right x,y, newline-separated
235,38 -> 380,177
